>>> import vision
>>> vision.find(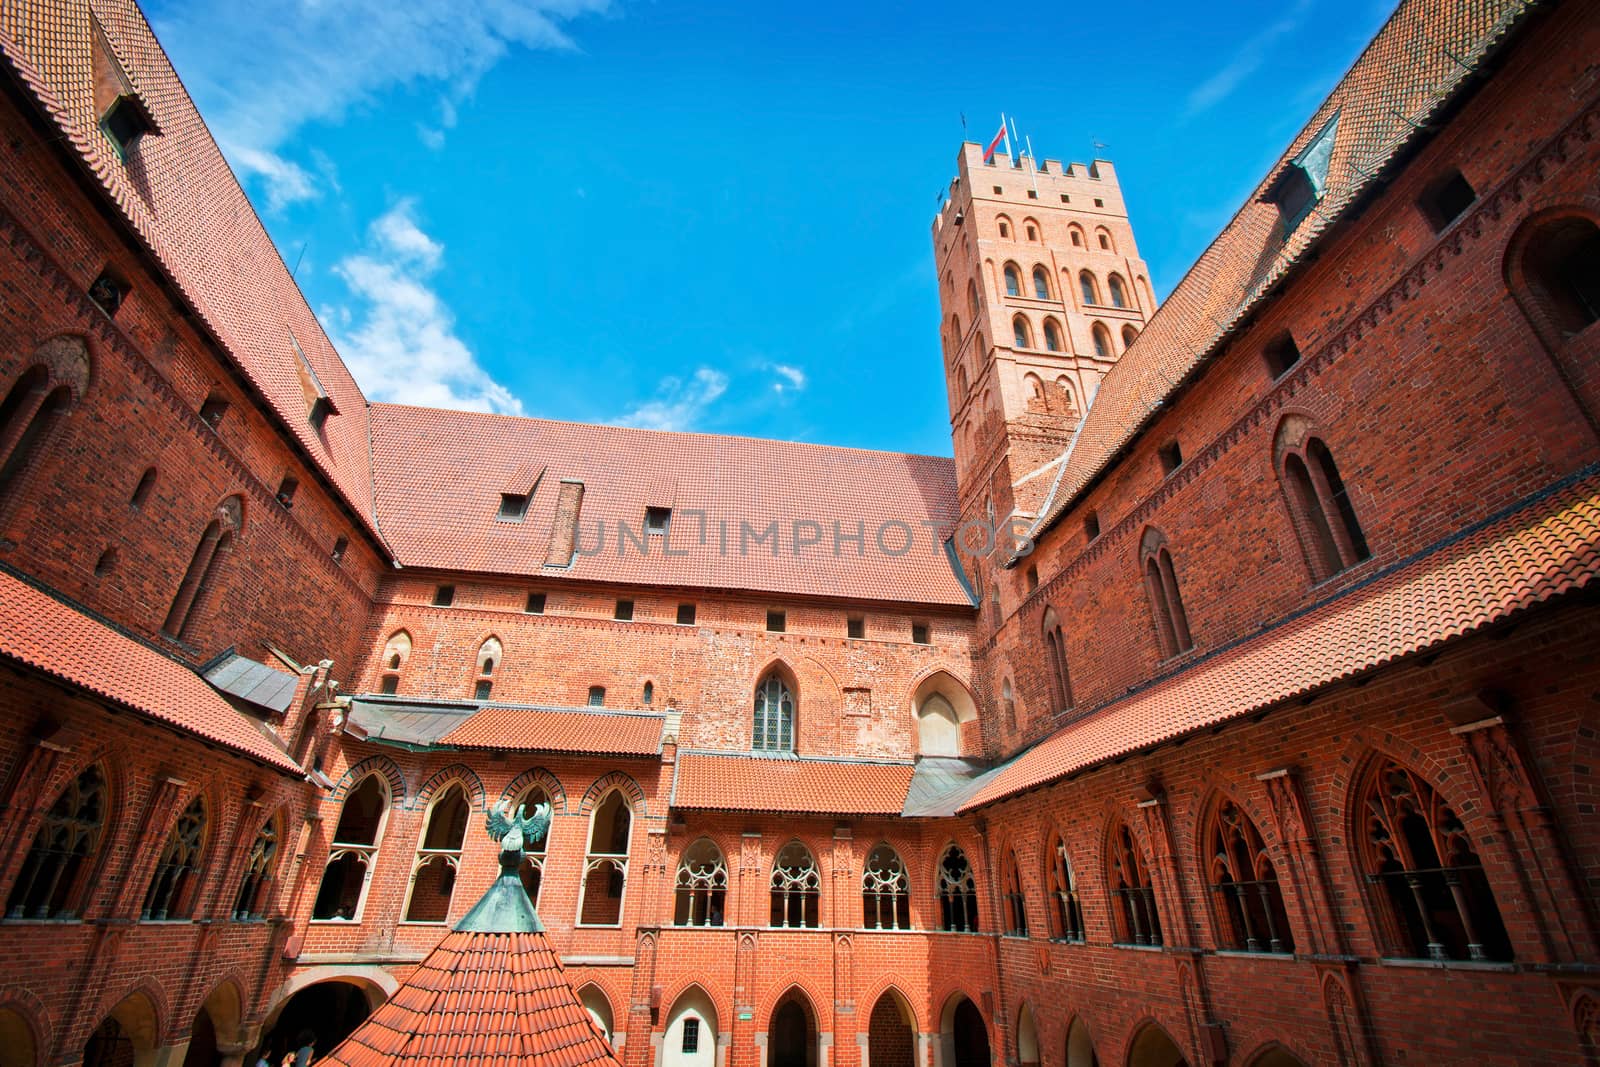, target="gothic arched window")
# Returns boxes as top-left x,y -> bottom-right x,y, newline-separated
513,783 -> 552,906
1002,850 -> 1028,936
674,838 -> 728,927
862,843 -> 910,930
1032,266 -> 1051,299
1013,316 -> 1032,349
6,764 -> 106,919
1358,759 -> 1512,961
233,814 -> 279,920
1205,799 -> 1292,953
312,773 -> 389,921
1041,608 -> 1074,712
1004,264 -> 1022,297
1108,274 -> 1129,308
0,338 -> 89,511
1122,324 -> 1139,348
1141,529 -> 1193,658
1043,319 -> 1064,353
1079,272 -> 1100,306
1109,823 -> 1161,946
753,672 -> 795,752
403,783 -> 471,923
473,637 -> 502,701
967,280 -> 980,319
770,840 -> 820,928
938,845 -> 979,932
1046,837 -> 1085,942
1092,323 -> 1113,359
379,630 -> 411,695
579,790 -> 632,926
1275,419 -> 1370,583
142,796 -> 206,920
163,496 -> 242,641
